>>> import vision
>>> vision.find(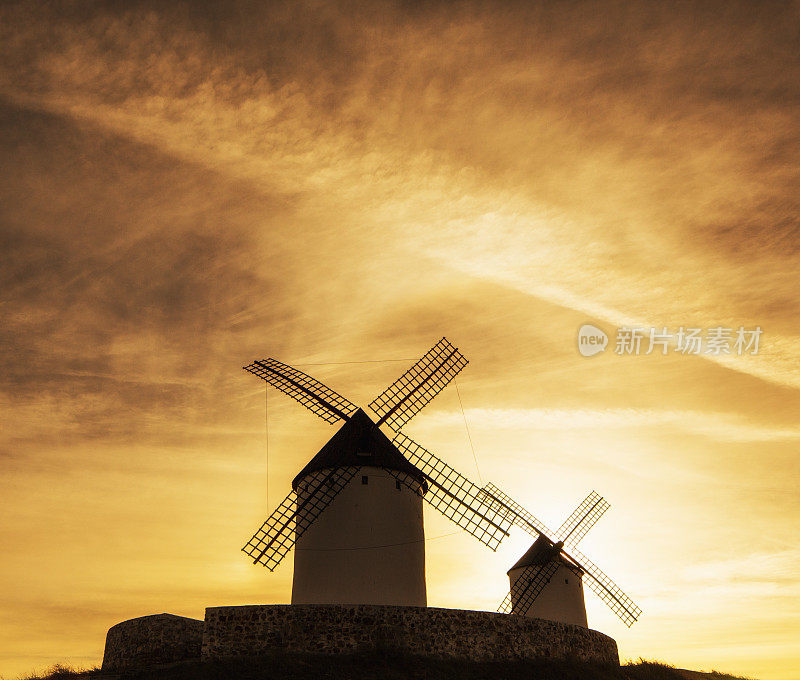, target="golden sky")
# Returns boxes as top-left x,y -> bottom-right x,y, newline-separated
1,1 -> 798,678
